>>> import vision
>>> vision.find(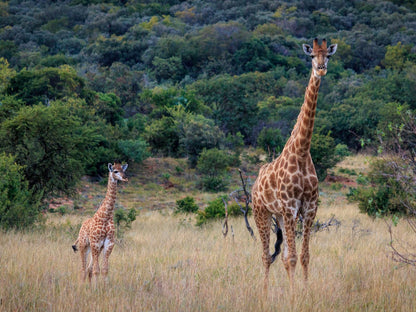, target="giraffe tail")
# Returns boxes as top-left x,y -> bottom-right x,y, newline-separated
72,239 -> 79,253
271,226 -> 283,264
